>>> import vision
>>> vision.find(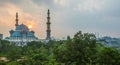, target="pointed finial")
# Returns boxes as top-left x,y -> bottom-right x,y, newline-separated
48,9 -> 49,12
48,9 -> 50,14
16,12 -> 18,17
